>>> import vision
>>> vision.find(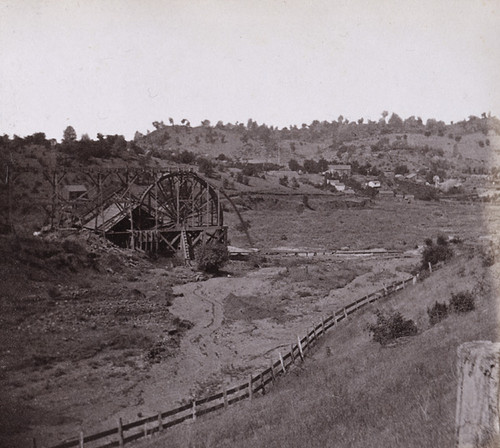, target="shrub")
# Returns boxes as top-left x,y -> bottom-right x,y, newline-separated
449,291 -> 475,313
421,237 -> 453,268
427,301 -> 449,325
481,246 -> 495,267
195,242 -> 229,273
369,311 -> 418,345
279,176 -> 289,187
